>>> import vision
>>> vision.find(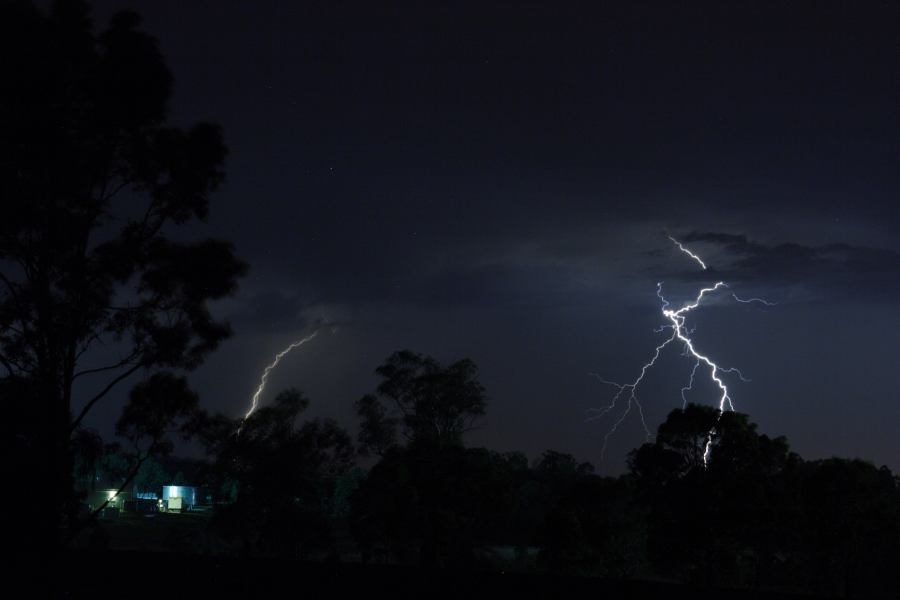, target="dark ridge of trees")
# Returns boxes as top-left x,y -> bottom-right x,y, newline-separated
69,370 -> 900,597
203,389 -> 355,559
0,0 -> 246,551
356,349 -> 488,454
627,406 -> 801,586
349,350 -> 500,566
148,349 -> 893,598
